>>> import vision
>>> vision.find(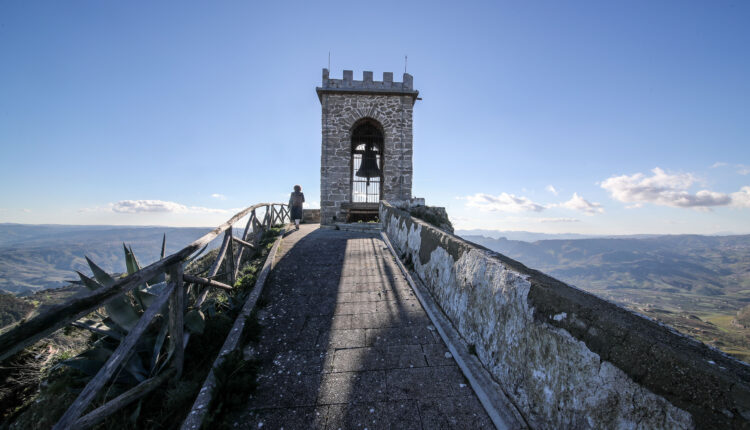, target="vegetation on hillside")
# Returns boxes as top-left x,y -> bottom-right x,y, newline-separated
735,304 -> 750,328
0,225 -> 211,295
2,226 -> 284,429
0,293 -> 34,328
